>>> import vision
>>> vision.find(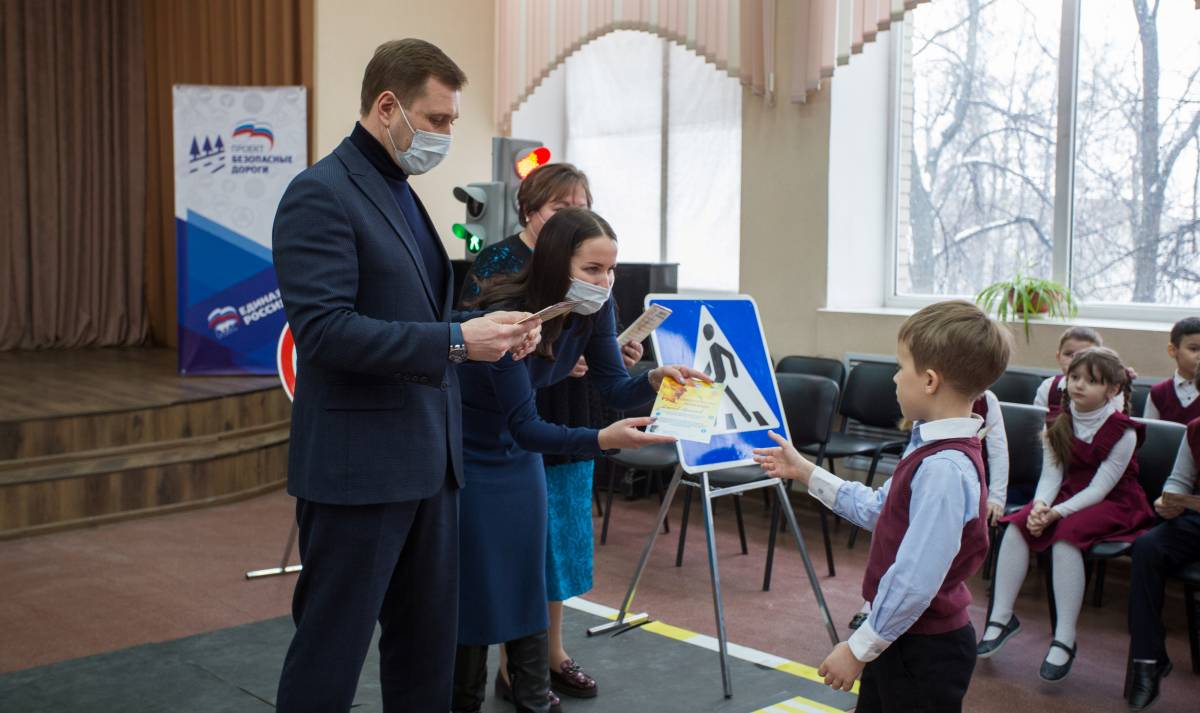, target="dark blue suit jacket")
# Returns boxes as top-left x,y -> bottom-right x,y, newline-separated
272,137 -> 478,505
